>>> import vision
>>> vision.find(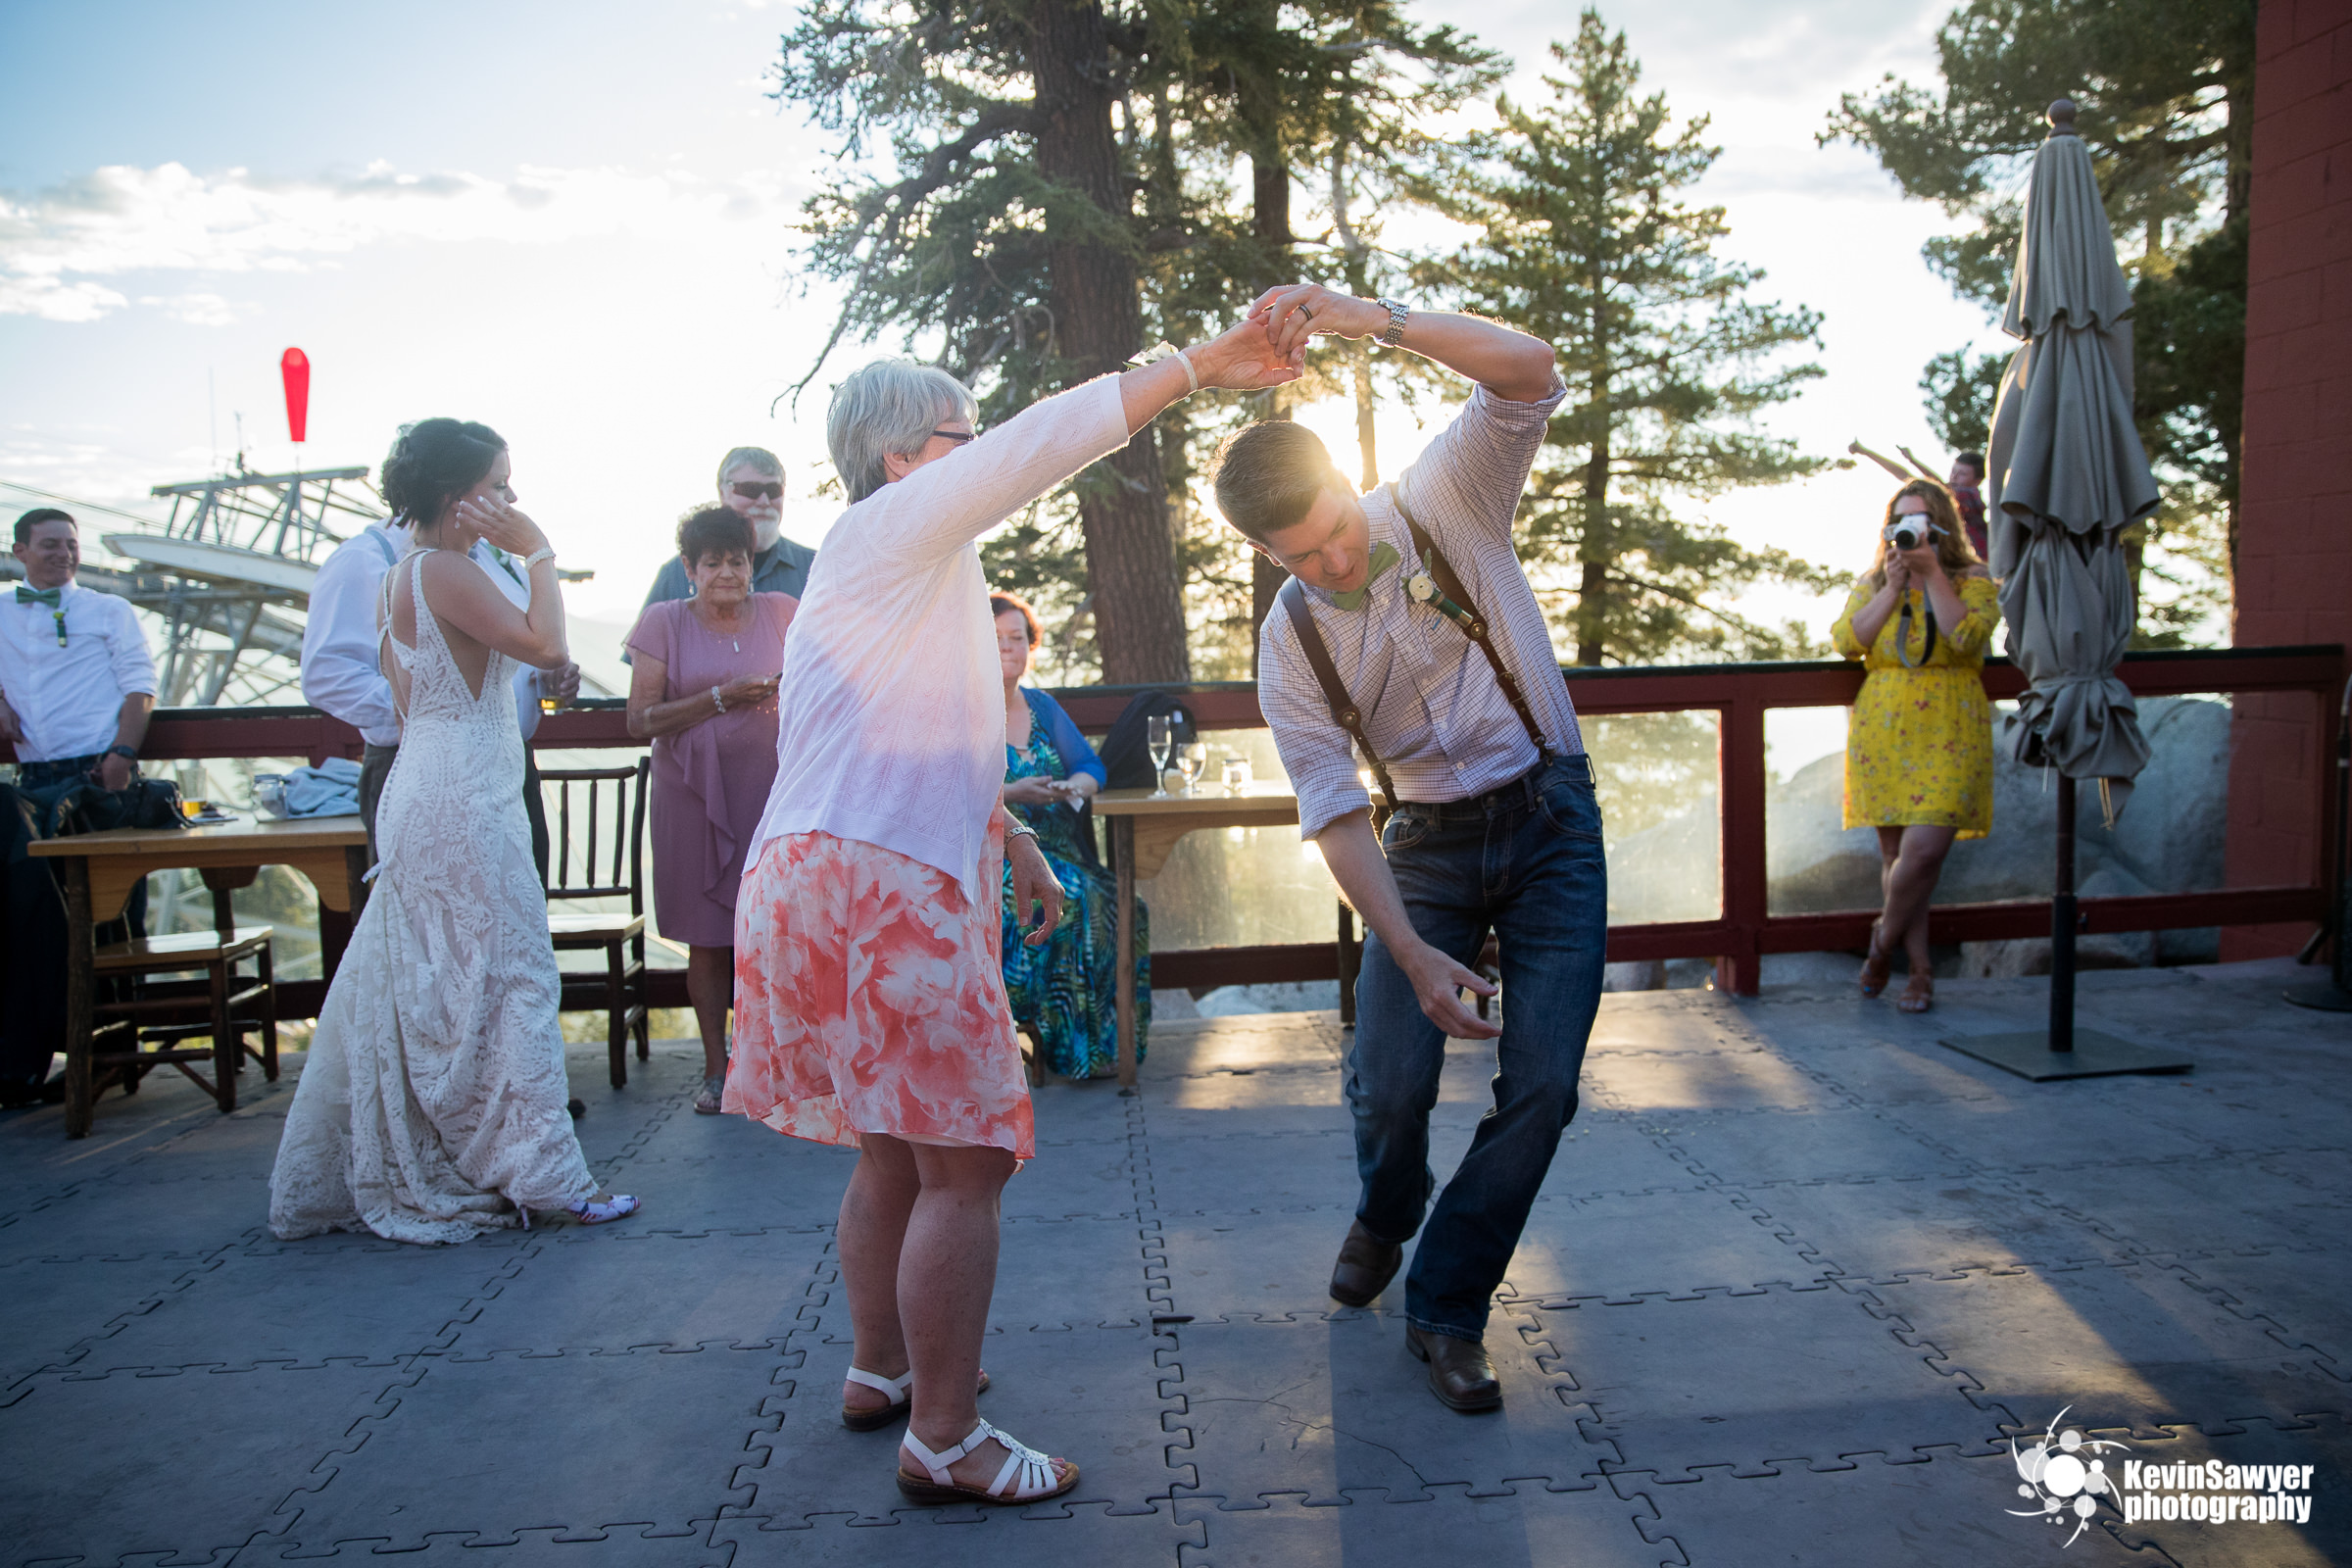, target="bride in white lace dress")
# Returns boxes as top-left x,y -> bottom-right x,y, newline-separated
270,446 -> 637,1243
